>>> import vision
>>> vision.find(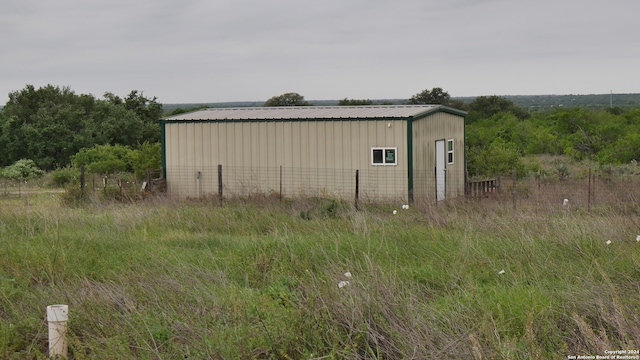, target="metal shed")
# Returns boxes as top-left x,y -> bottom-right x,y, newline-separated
160,105 -> 466,203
